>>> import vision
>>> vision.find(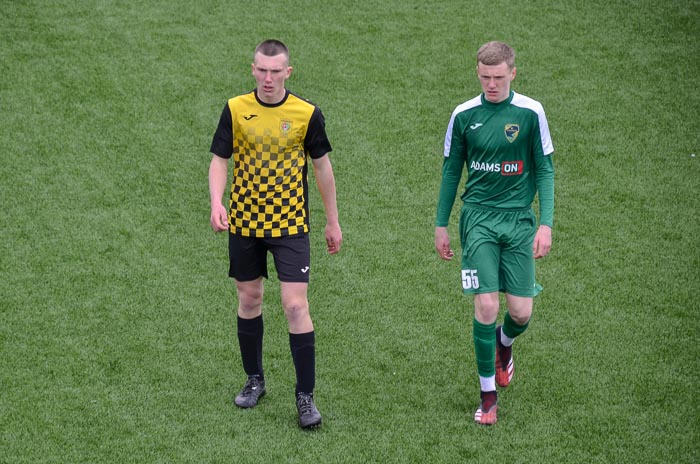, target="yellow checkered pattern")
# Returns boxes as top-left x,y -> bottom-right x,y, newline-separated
227,93 -> 314,238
